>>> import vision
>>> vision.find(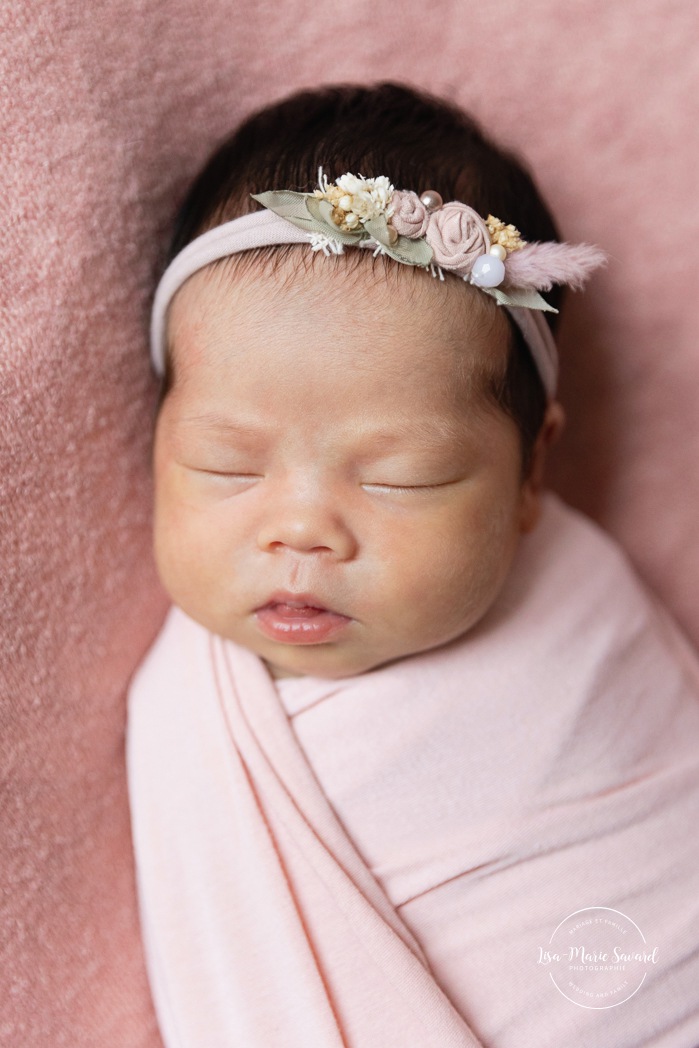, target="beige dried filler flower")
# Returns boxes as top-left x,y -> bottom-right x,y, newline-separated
486,214 -> 526,253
